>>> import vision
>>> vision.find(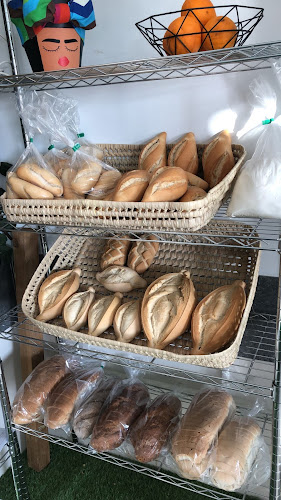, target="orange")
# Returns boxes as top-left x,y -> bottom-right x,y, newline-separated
181,0 -> 216,27
201,16 -> 238,50
163,16 -> 202,55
